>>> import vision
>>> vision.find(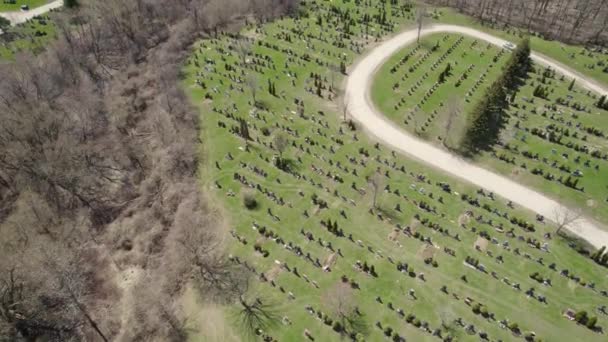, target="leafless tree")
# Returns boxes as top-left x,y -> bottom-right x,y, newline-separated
237,294 -> 279,338
417,5 -> 428,45
443,96 -> 462,148
552,205 -> 583,235
368,171 -> 383,209
246,73 -> 259,103
273,133 -> 289,159
235,38 -> 252,65
323,282 -> 369,337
